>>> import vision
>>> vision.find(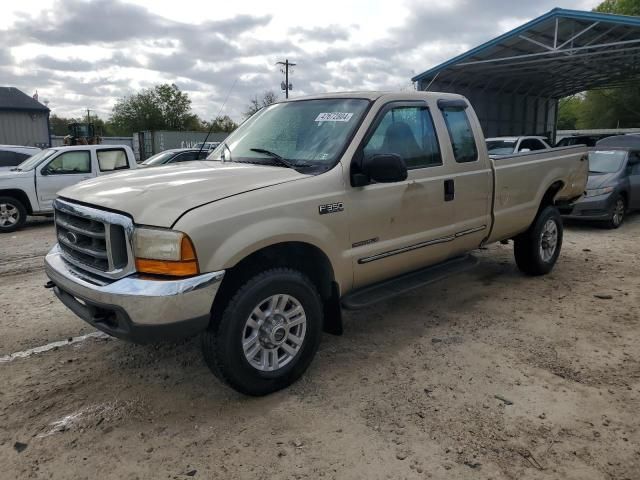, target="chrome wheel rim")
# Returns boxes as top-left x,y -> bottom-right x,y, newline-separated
612,199 -> 625,226
0,203 -> 19,227
242,294 -> 307,372
539,219 -> 558,263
